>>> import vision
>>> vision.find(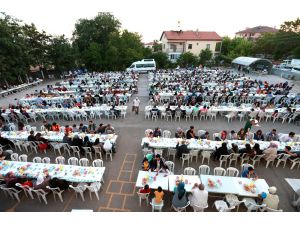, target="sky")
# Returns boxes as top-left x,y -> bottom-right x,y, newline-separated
2,0 -> 300,43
